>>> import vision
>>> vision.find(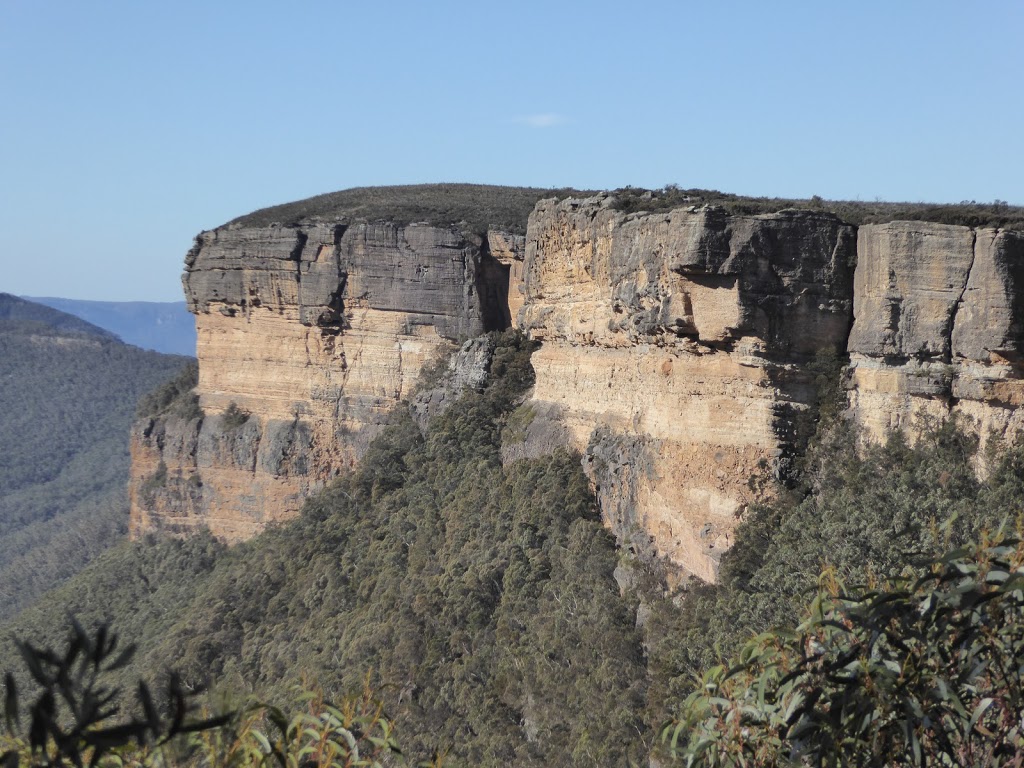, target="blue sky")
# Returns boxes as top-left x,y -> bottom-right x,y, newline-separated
2,0 -> 1021,301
